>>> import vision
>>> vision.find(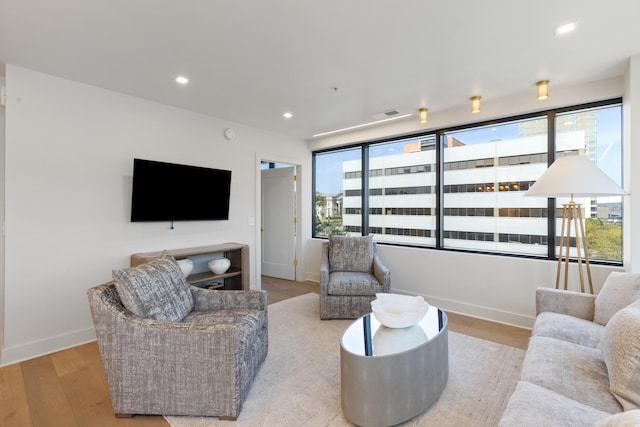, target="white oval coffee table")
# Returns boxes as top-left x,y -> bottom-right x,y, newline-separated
340,305 -> 449,427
